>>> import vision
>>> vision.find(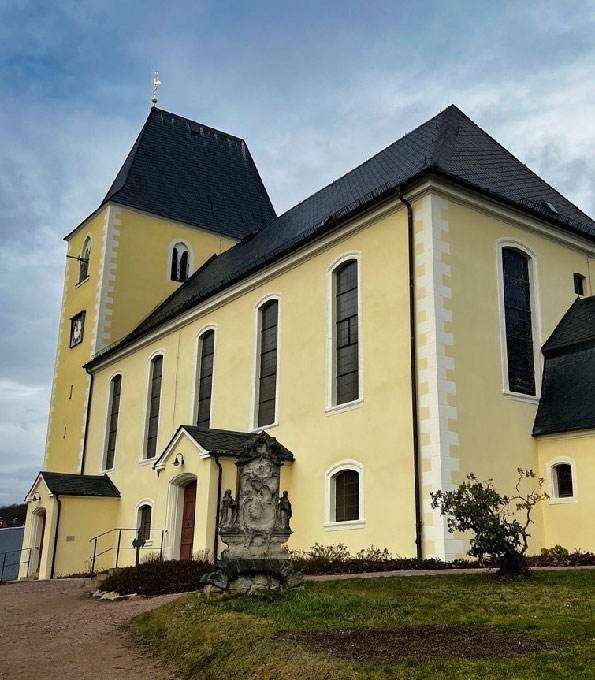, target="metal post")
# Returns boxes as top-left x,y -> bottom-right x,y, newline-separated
1,552 -> 6,582
26,548 -> 32,578
115,530 -> 122,569
160,530 -> 164,561
90,537 -> 97,577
